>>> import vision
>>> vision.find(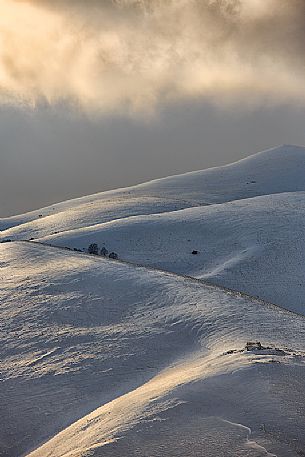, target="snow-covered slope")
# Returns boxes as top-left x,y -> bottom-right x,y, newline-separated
0,195 -> 194,240
2,145 -> 305,312
1,145 -> 305,239
136,144 -> 305,203
37,191 -> 305,315
1,242 -> 305,457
